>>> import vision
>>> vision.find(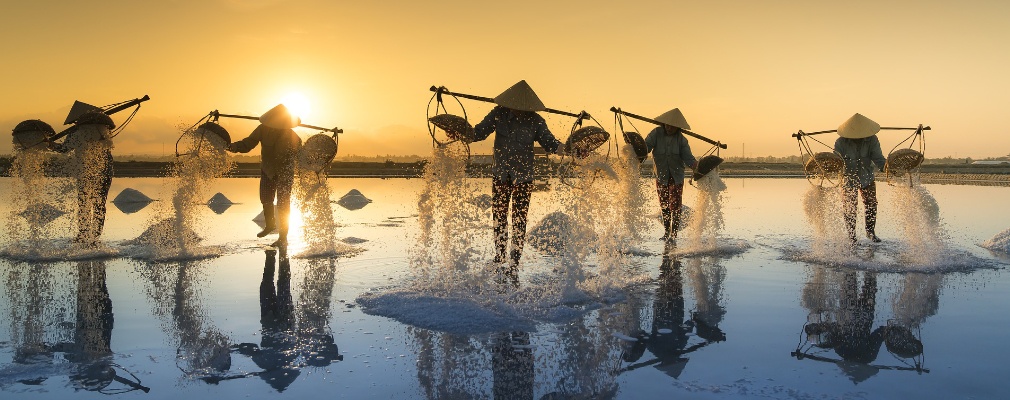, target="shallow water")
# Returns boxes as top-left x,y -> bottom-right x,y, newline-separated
0,177 -> 1008,399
